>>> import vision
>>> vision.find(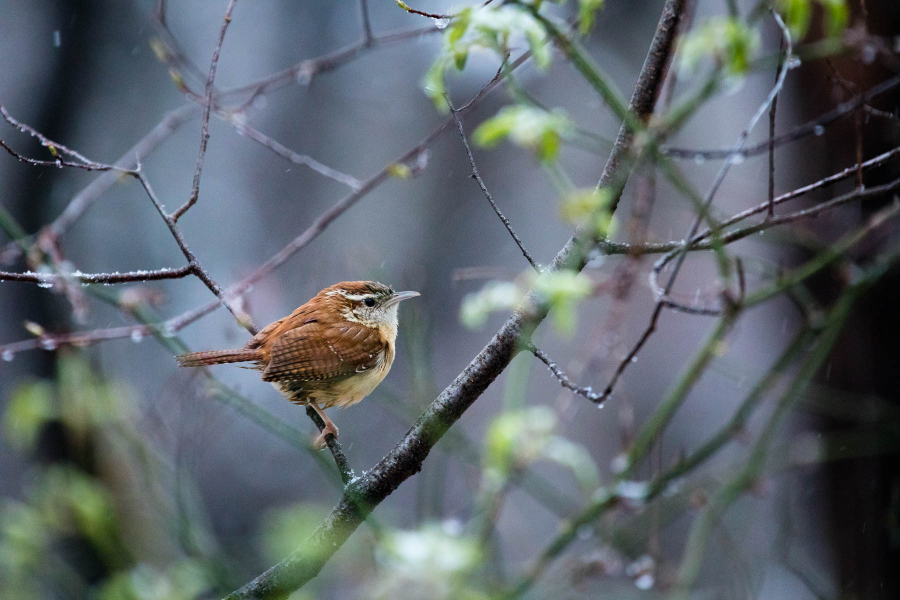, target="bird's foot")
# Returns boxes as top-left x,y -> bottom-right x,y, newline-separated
313,421 -> 339,450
